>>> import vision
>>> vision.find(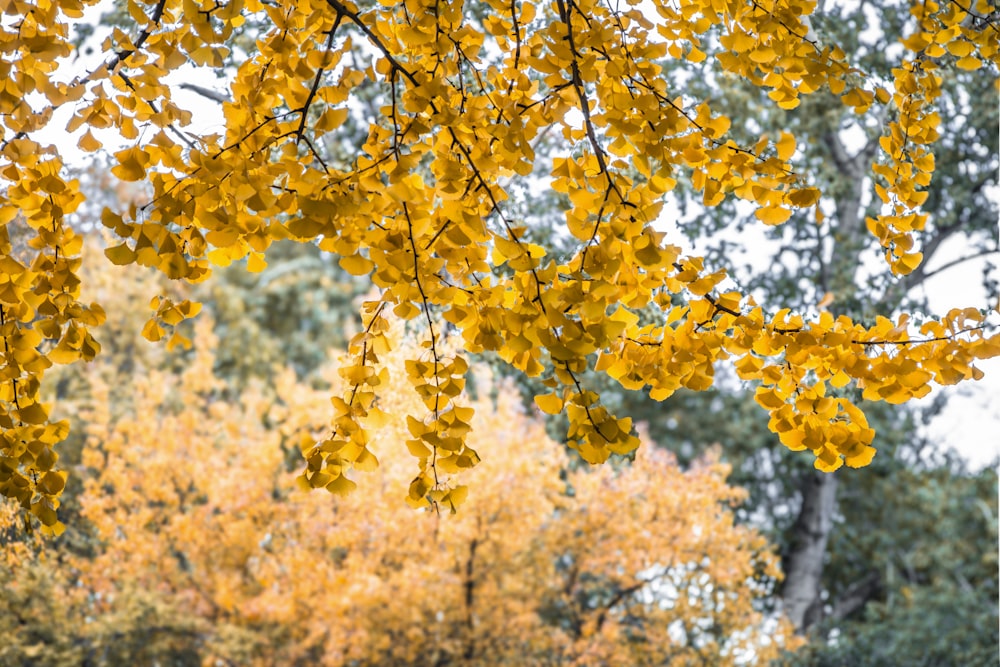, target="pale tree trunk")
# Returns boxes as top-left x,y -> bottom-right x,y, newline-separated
782,471 -> 838,630
773,36 -> 993,631
779,131 -> 867,632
